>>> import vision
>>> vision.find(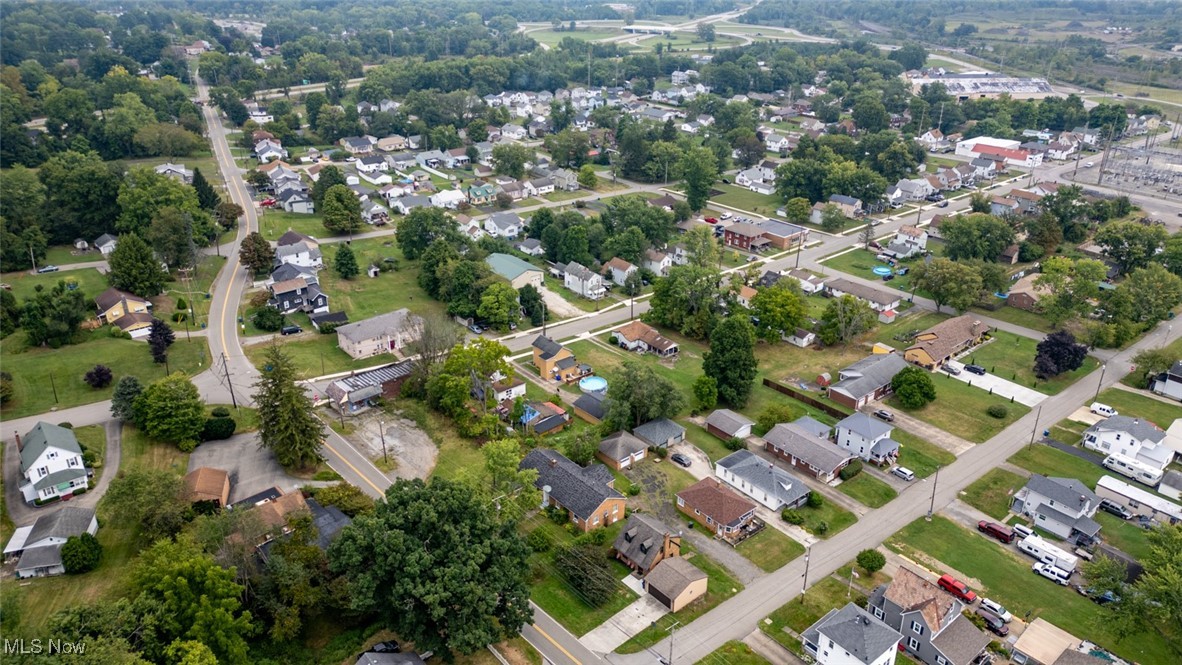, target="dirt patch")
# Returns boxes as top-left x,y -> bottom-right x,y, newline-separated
494,640 -> 536,665
537,285 -> 584,318
345,412 -> 438,480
